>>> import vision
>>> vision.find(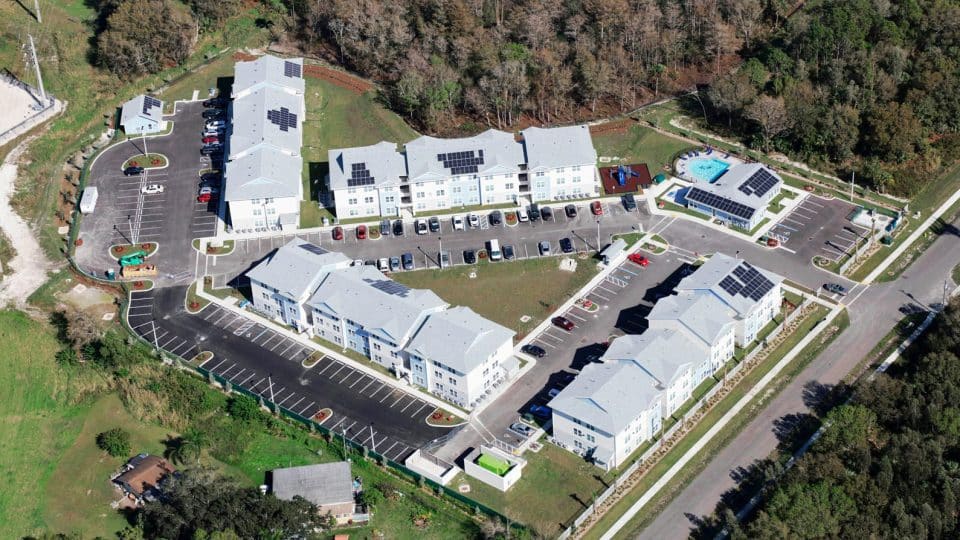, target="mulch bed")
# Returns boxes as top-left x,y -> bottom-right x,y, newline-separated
589,118 -> 638,137
303,64 -> 373,94
232,51 -> 258,62
600,163 -> 651,194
